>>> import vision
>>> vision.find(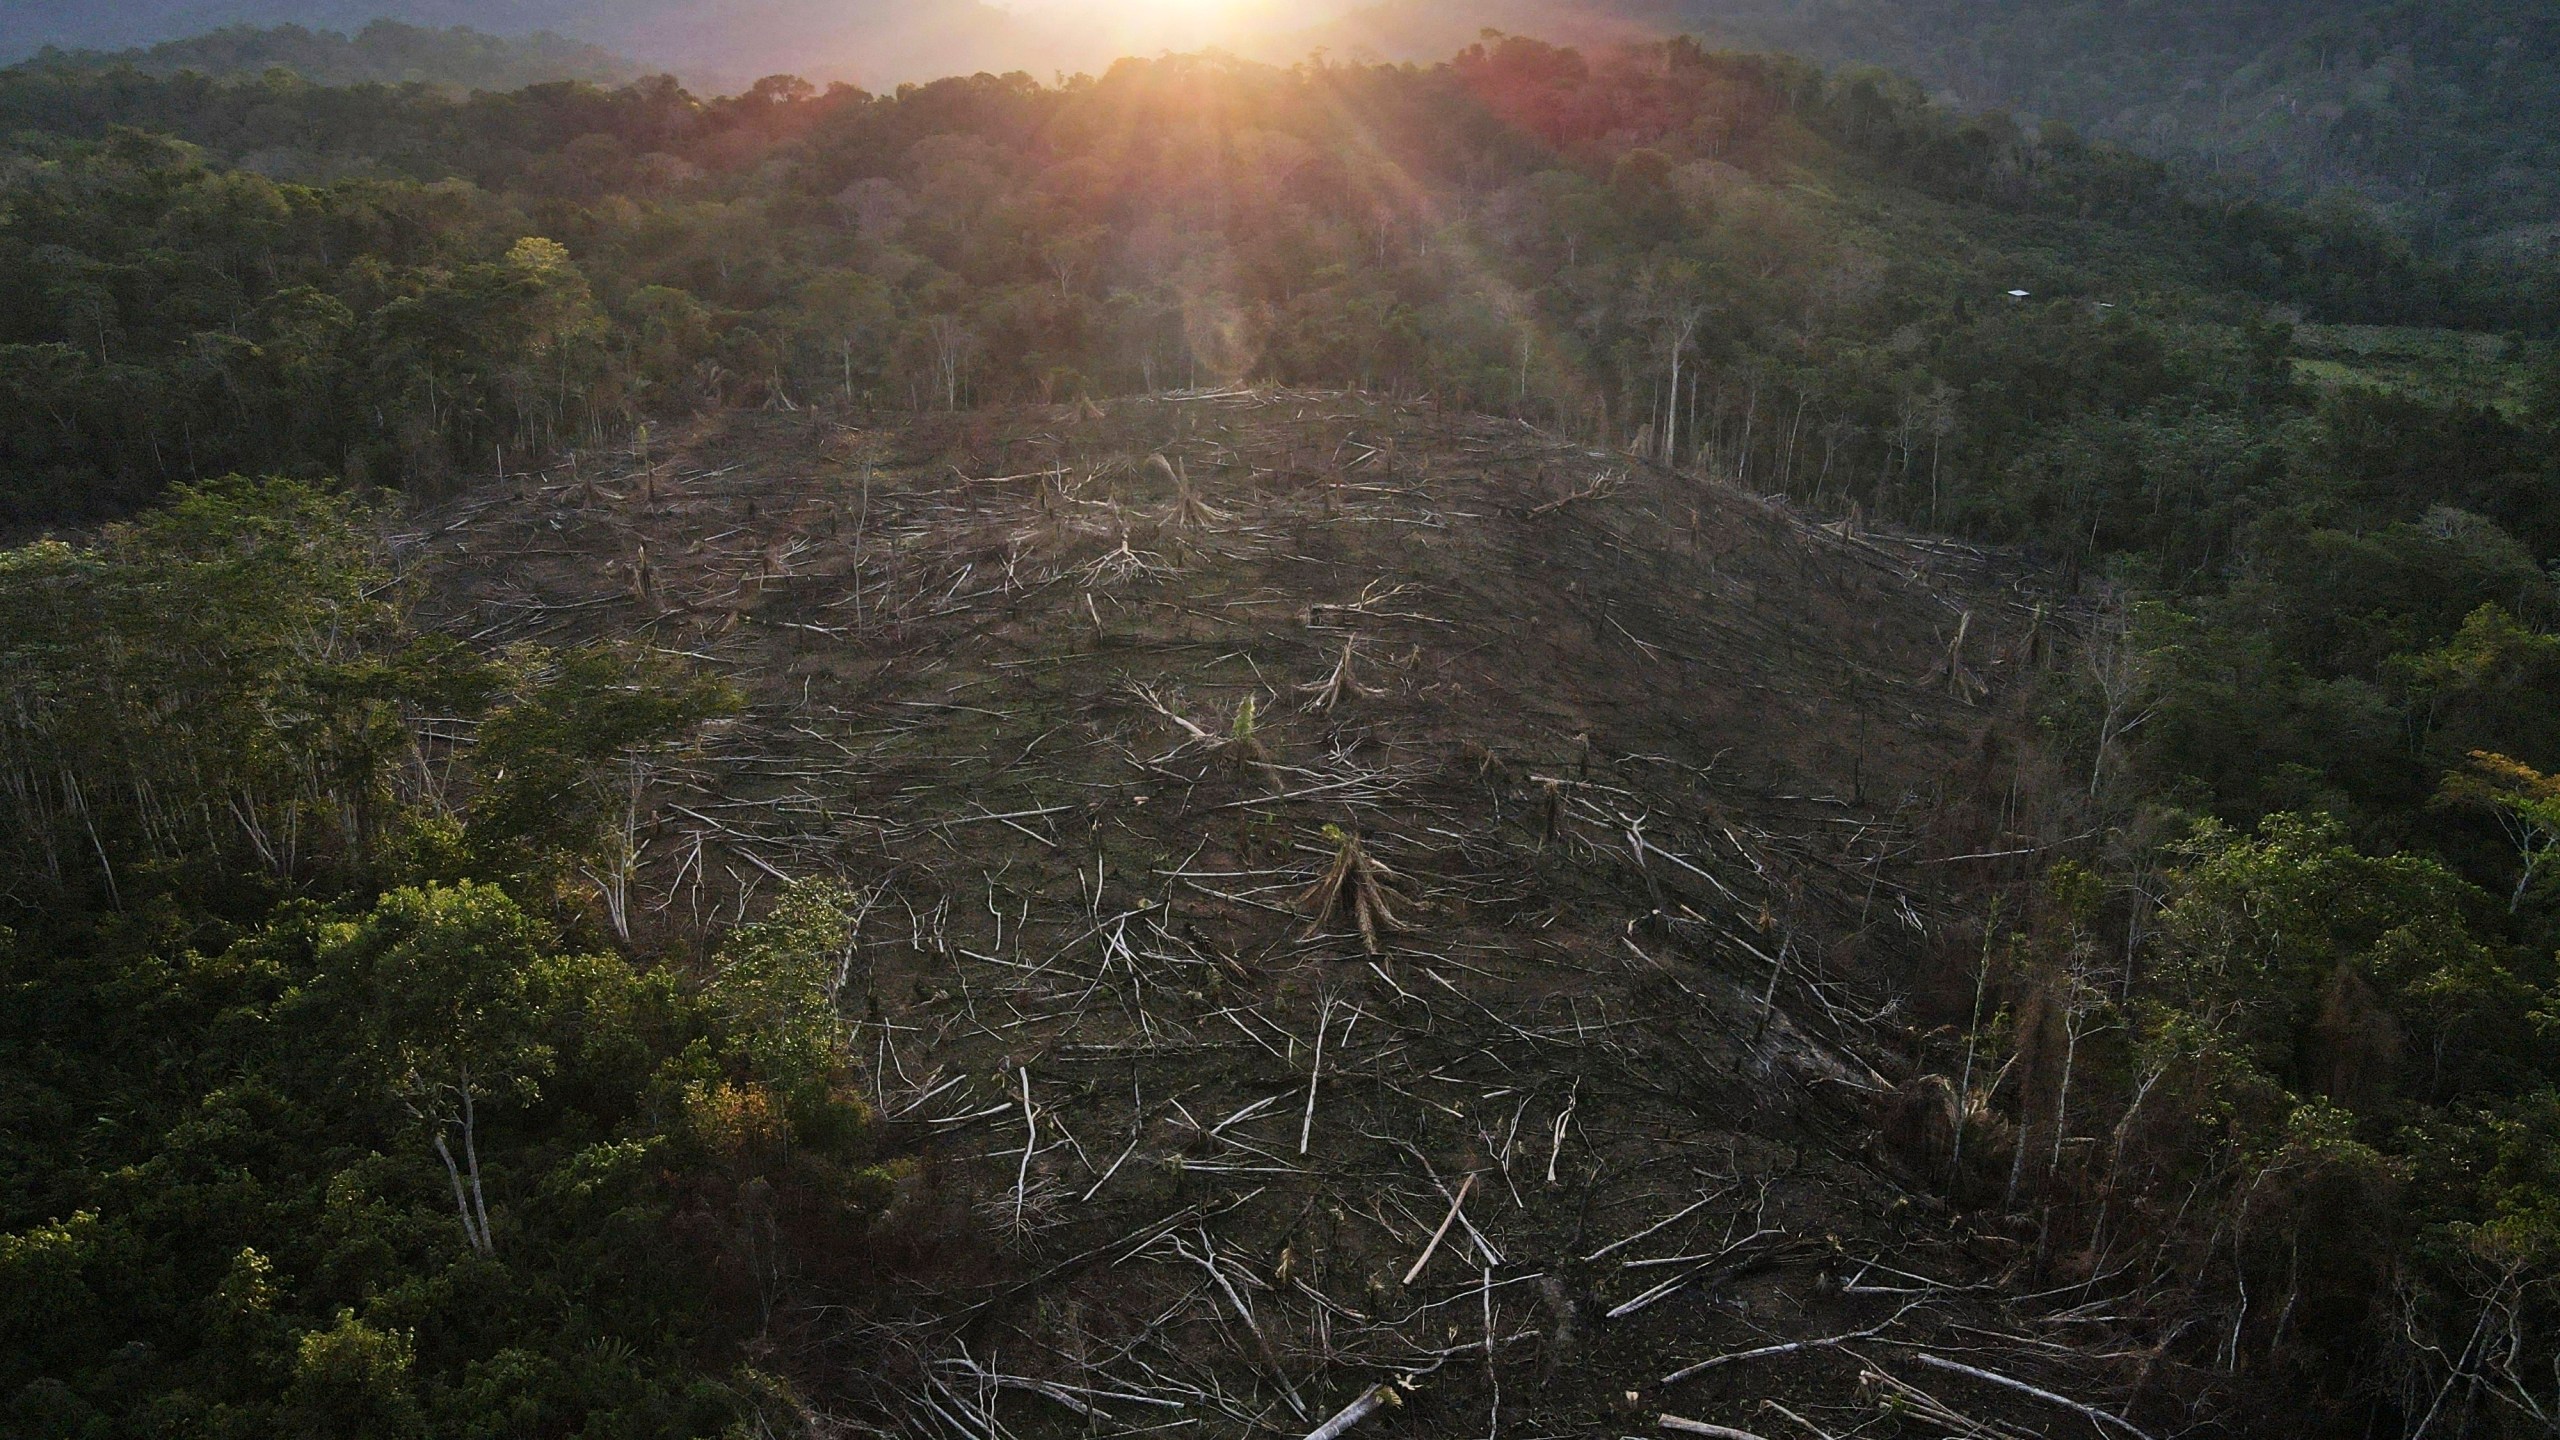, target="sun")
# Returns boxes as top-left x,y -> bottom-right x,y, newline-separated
1018,0 -> 1260,51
